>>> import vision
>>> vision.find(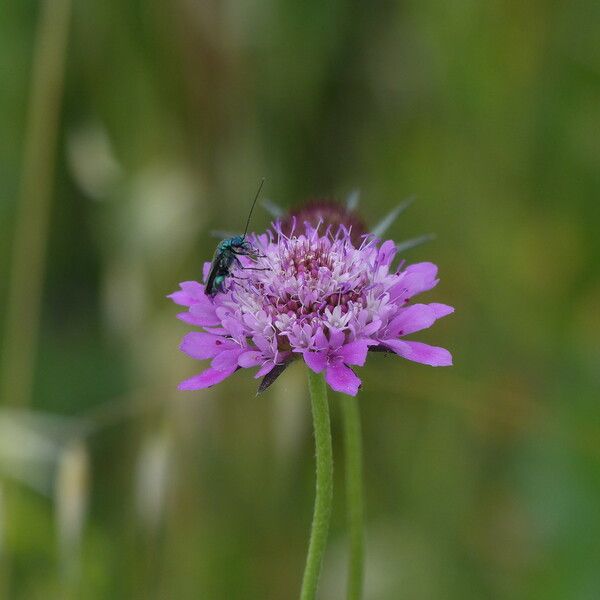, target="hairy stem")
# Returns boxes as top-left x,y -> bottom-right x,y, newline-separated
300,370 -> 333,600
